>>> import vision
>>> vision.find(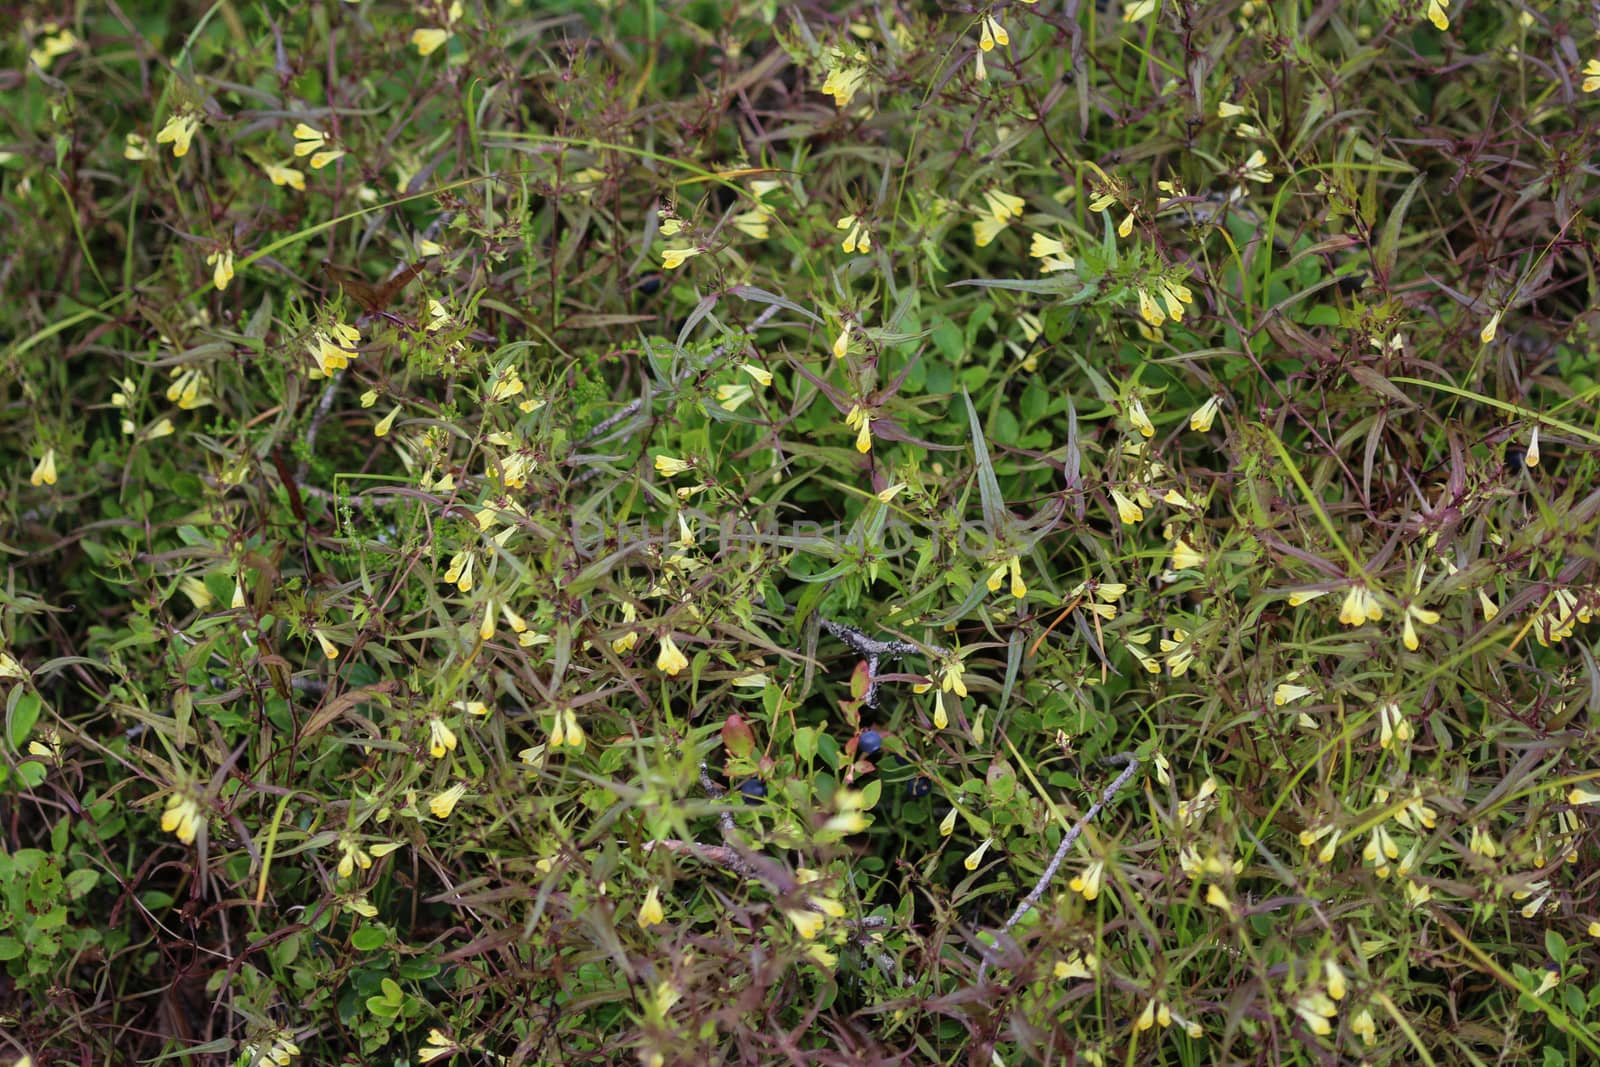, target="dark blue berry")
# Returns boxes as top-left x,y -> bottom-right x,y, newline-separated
858,730 -> 883,757
907,777 -> 931,798
738,779 -> 767,802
